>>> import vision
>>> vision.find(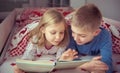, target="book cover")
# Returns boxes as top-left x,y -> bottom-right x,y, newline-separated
16,56 -> 94,72
16,59 -> 55,72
